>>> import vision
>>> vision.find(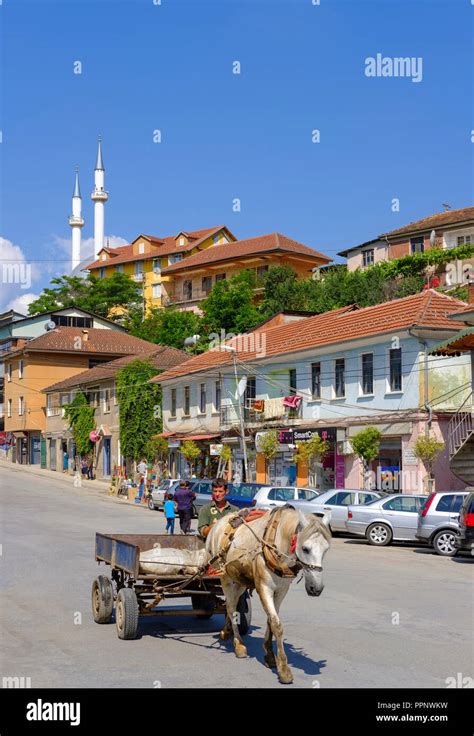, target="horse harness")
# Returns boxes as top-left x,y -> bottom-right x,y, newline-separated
209,506 -> 317,579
